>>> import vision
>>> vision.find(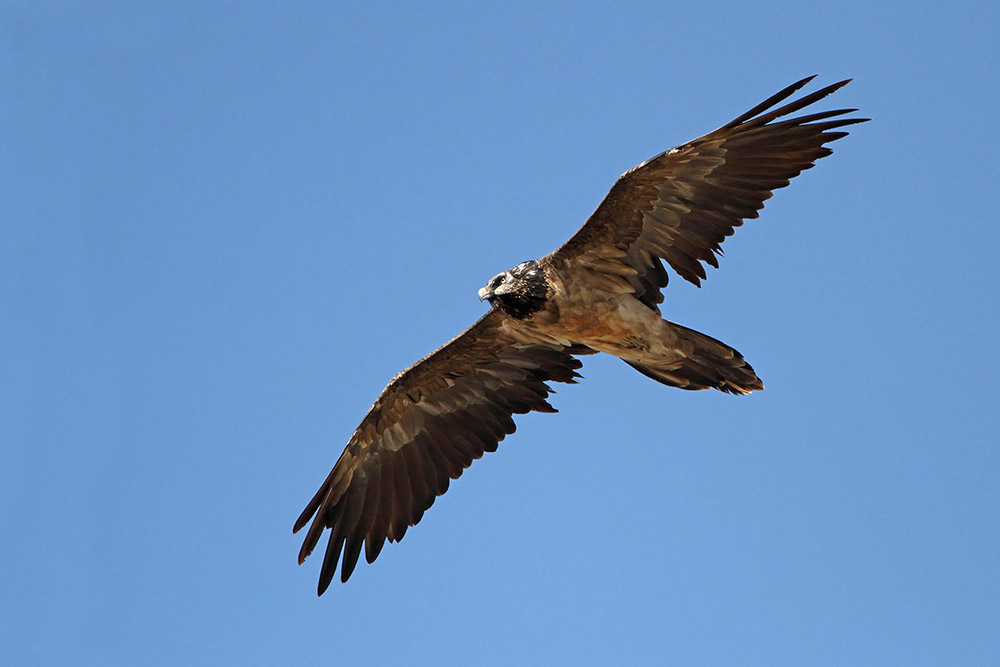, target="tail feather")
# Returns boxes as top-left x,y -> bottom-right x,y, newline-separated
624,322 -> 763,395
